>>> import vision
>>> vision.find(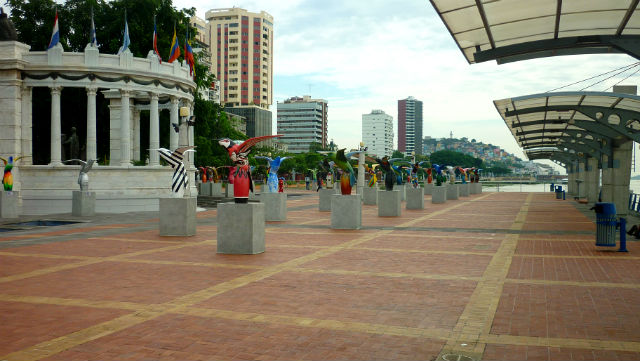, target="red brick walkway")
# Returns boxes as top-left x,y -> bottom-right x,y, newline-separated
1,191 -> 639,360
